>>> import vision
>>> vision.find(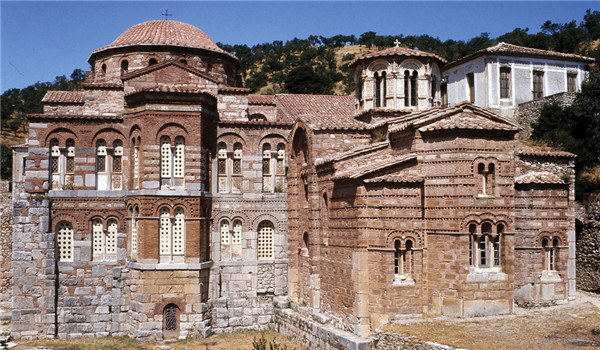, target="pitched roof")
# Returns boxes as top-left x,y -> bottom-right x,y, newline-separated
517,144 -> 576,158
121,60 -> 219,84
363,174 -> 423,183
332,153 -> 417,180
124,85 -> 217,98
275,94 -> 367,130
316,141 -> 389,166
446,42 -> 594,69
91,20 -> 236,60
218,86 -> 251,93
388,102 -> 520,134
42,91 -> 84,104
29,113 -> 122,120
277,94 -> 355,118
515,171 -> 567,185
349,46 -> 447,67
248,95 -> 276,105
